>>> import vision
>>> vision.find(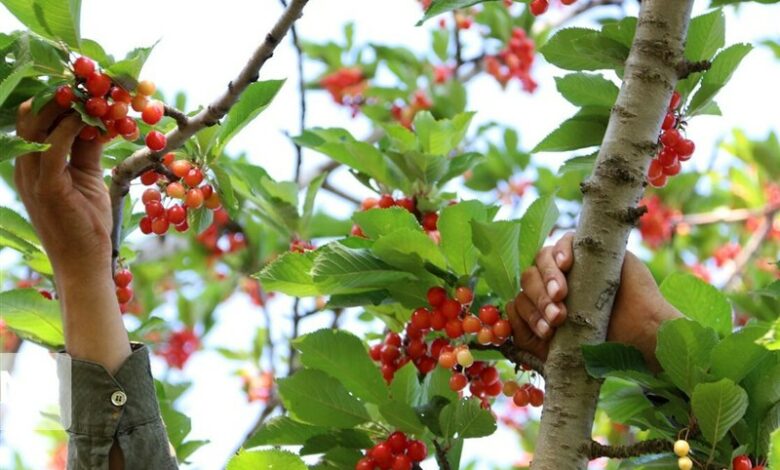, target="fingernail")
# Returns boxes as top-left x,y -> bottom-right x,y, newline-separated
555,252 -> 566,266
545,303 -> 560,323
547,280 -> 560,297
536,318 -> 550,337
